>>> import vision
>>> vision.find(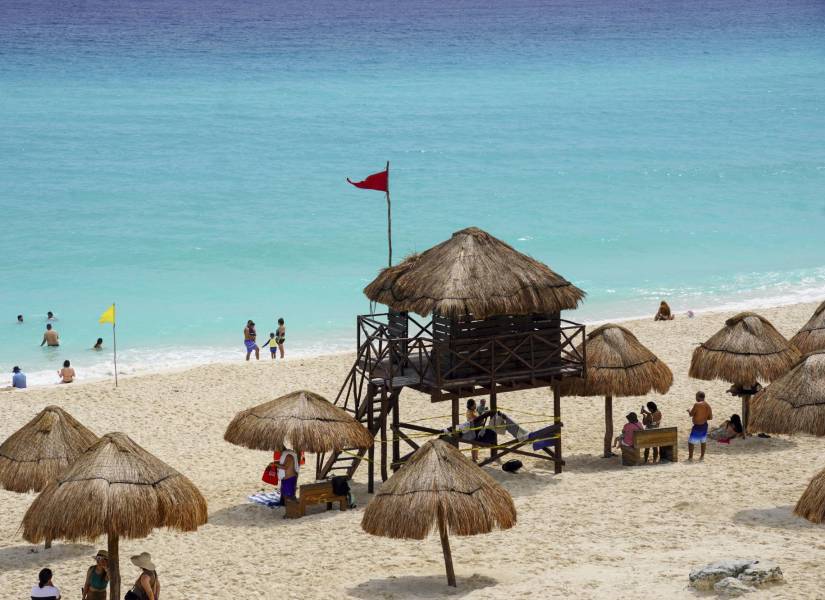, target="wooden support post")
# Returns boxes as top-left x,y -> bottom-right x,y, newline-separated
553,384 -> 562,474
368,384 -> 375,494
742,394 -> 750,432
380,387 -> 388,482
451,397 -> 459,447
391,390 -> 400,472
44,539 -> 51,549
437,503 -> 457,587
108,533 -> 119,600
604,395 -> 614,458
489,390 -> 498,460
